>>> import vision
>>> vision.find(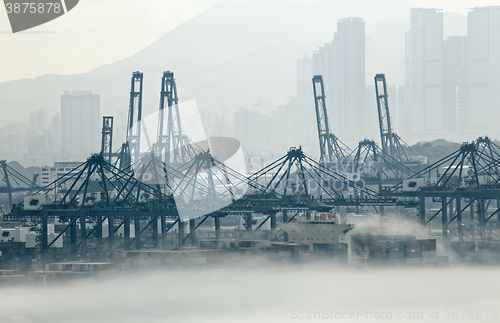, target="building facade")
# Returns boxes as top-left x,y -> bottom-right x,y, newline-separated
41,161 -> 83,186
60,91 -> 100,161
299,17 -> 366,144
296,55 -> 314,100
333,17 -> 366,142
443,36 -> 468,136
467,6 -> 500,136
406,8 -> 444,140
